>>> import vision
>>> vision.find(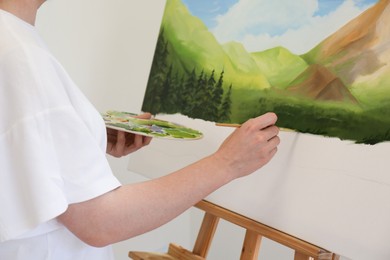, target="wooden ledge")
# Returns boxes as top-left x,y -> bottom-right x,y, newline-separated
129,243 -> 205,260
